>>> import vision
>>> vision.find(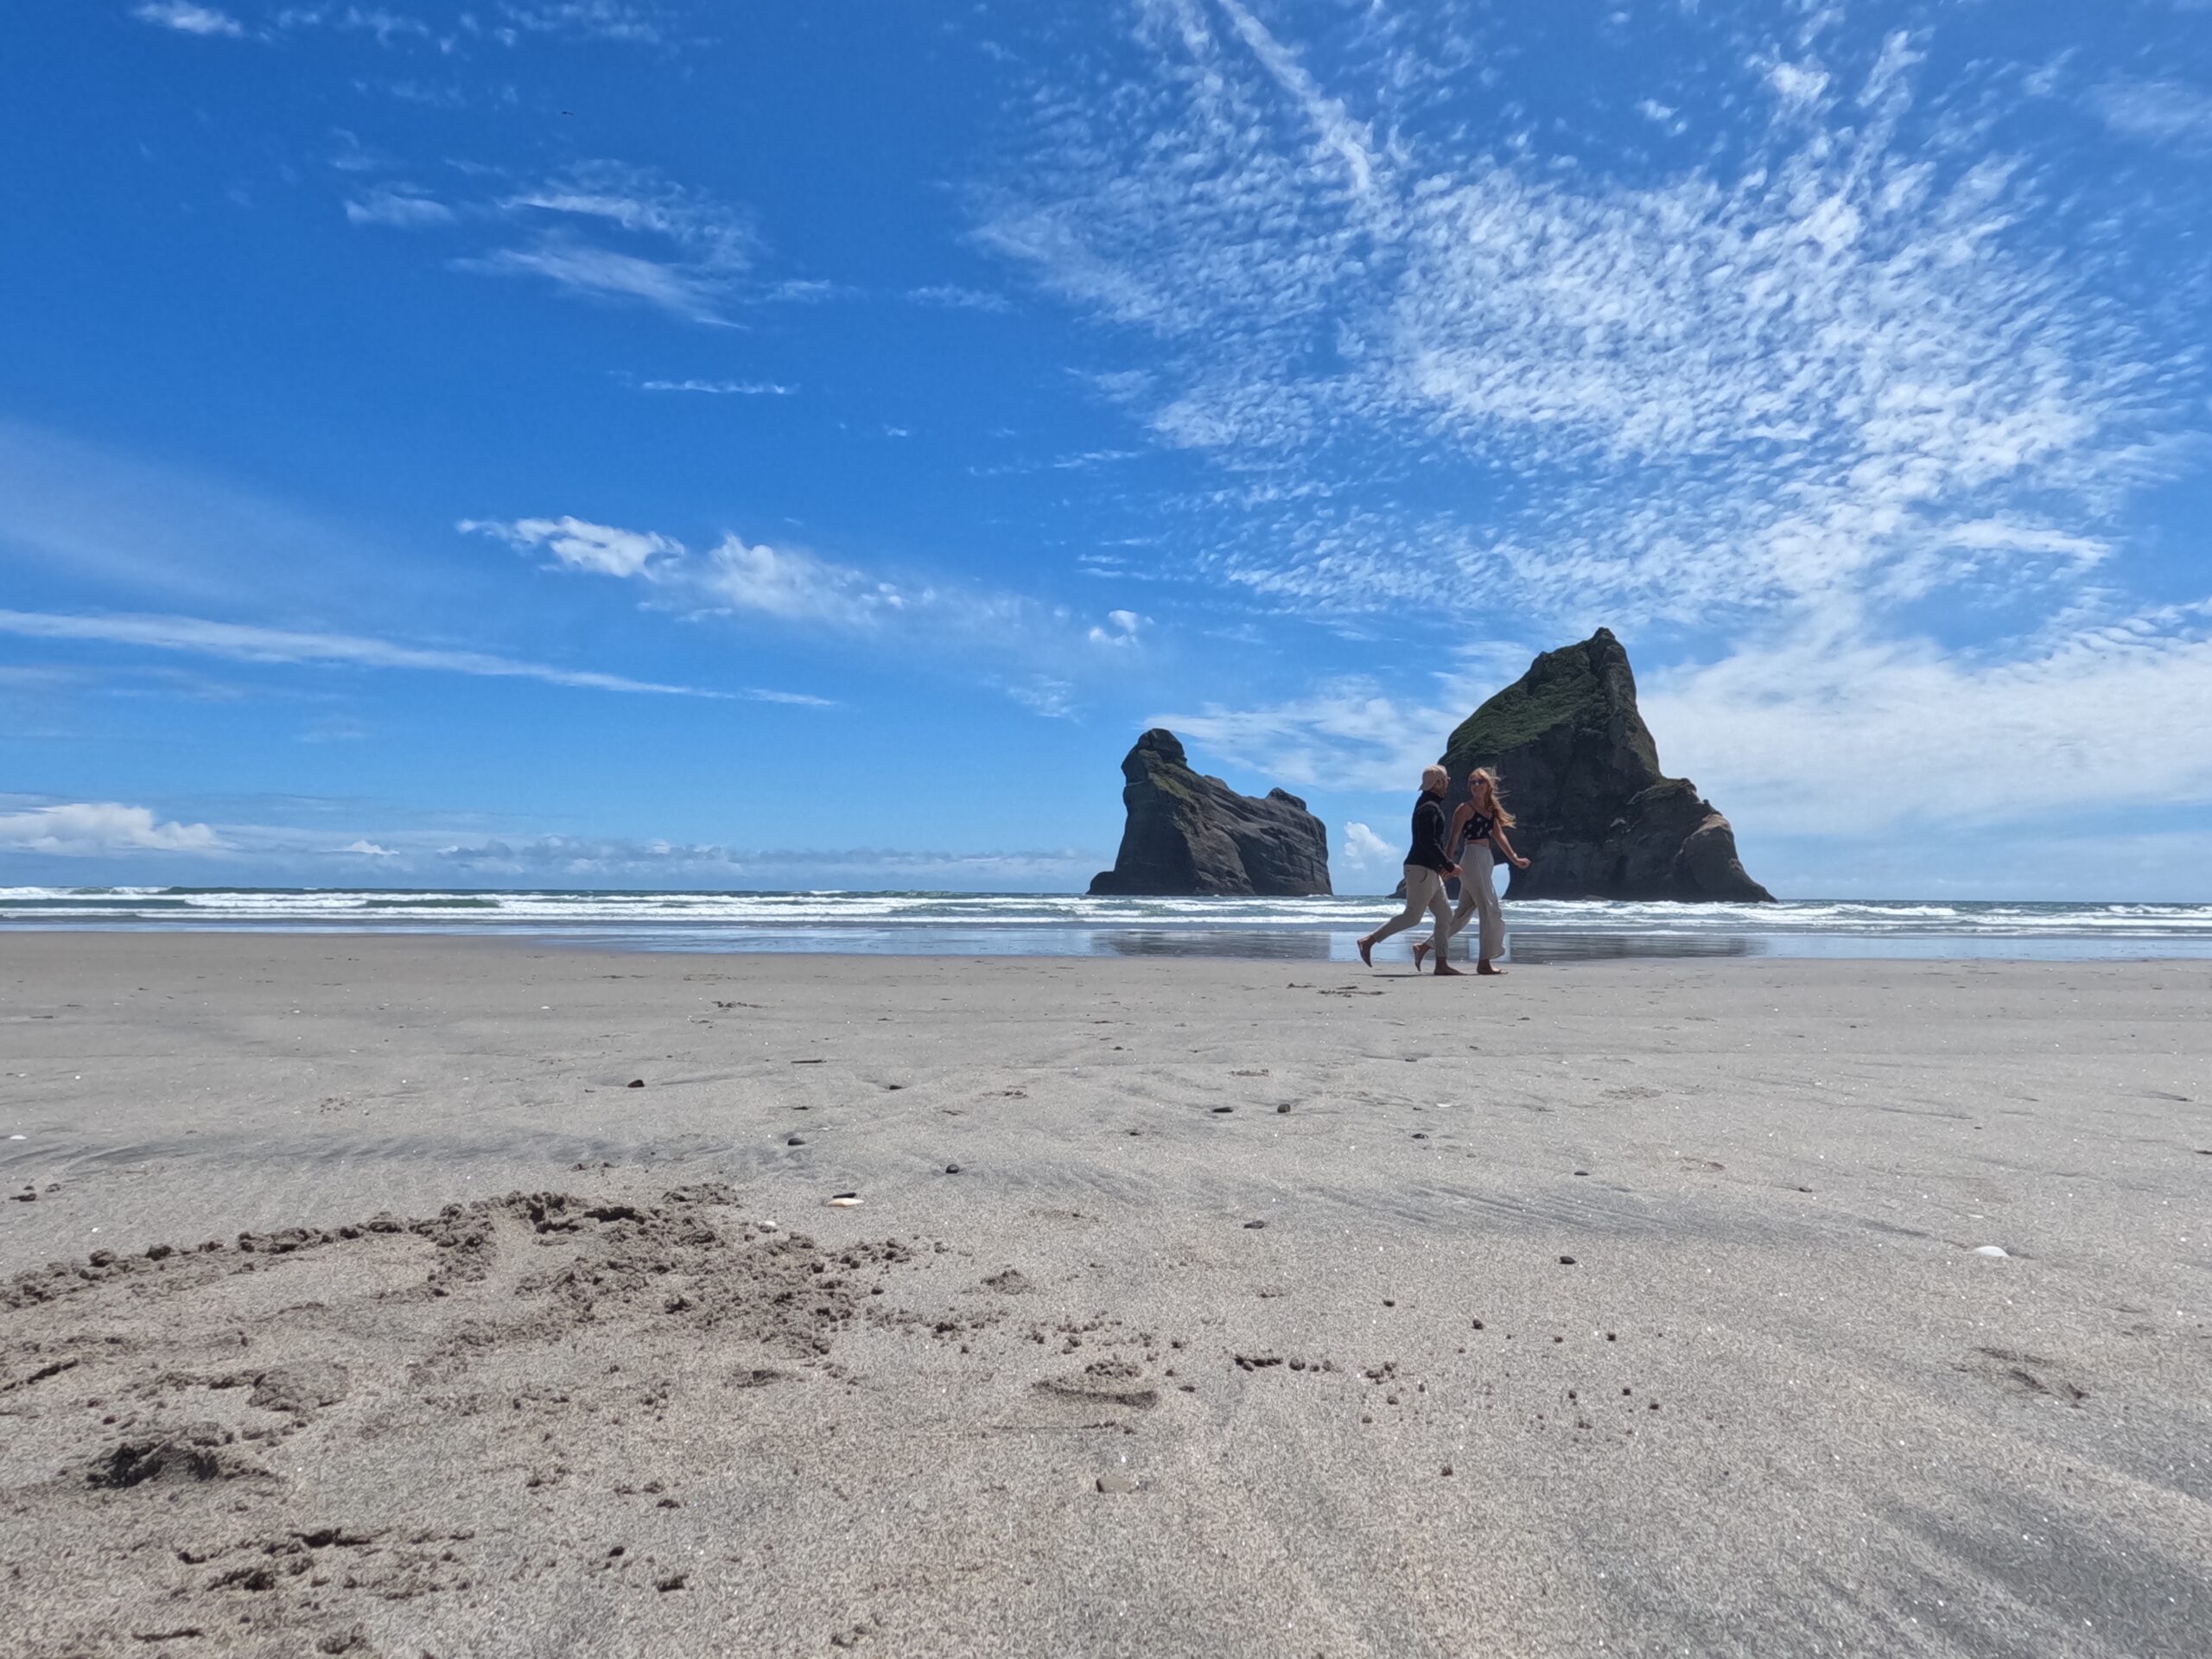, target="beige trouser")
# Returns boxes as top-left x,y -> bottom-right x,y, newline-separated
1449,843 -> 1504,963
1370,863 -> 1457,960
